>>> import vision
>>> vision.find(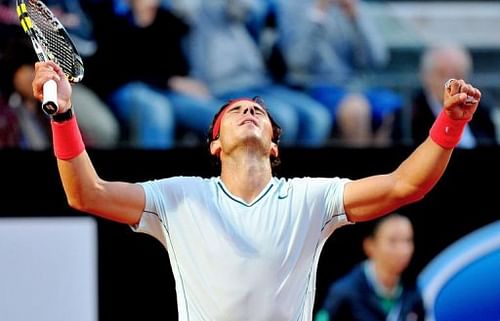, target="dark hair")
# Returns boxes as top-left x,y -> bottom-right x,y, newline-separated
0,38 -> 37,96
366,213 -> 411,239
206,96 -> 282,168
